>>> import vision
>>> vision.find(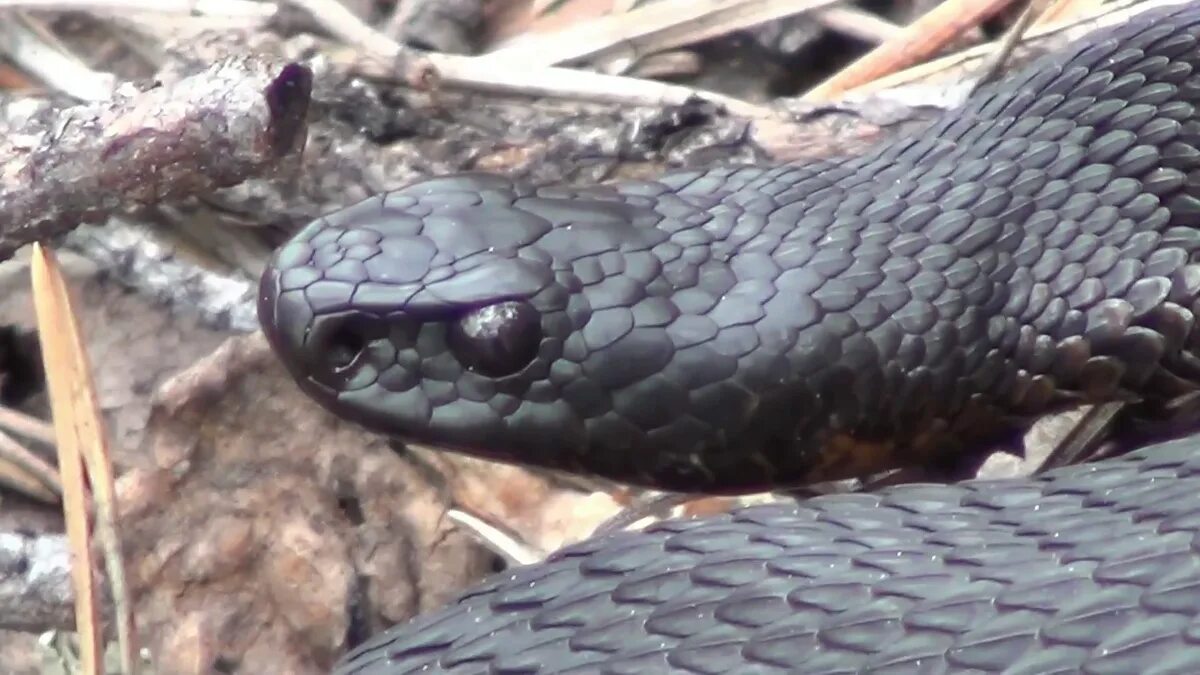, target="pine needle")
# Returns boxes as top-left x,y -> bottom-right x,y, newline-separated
31,243 -> 140,675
